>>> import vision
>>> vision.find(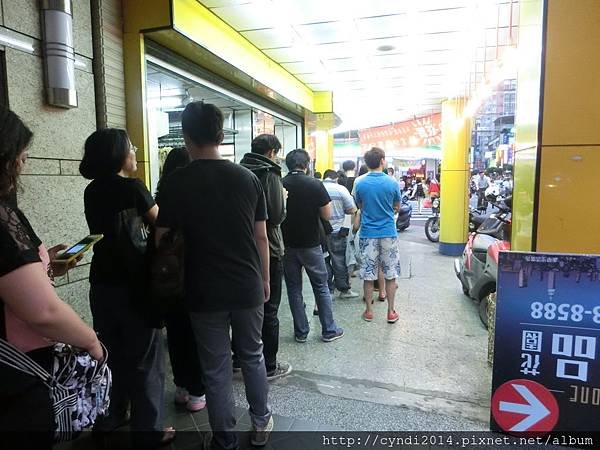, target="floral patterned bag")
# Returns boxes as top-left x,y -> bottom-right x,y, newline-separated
0,339 -> 111,442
